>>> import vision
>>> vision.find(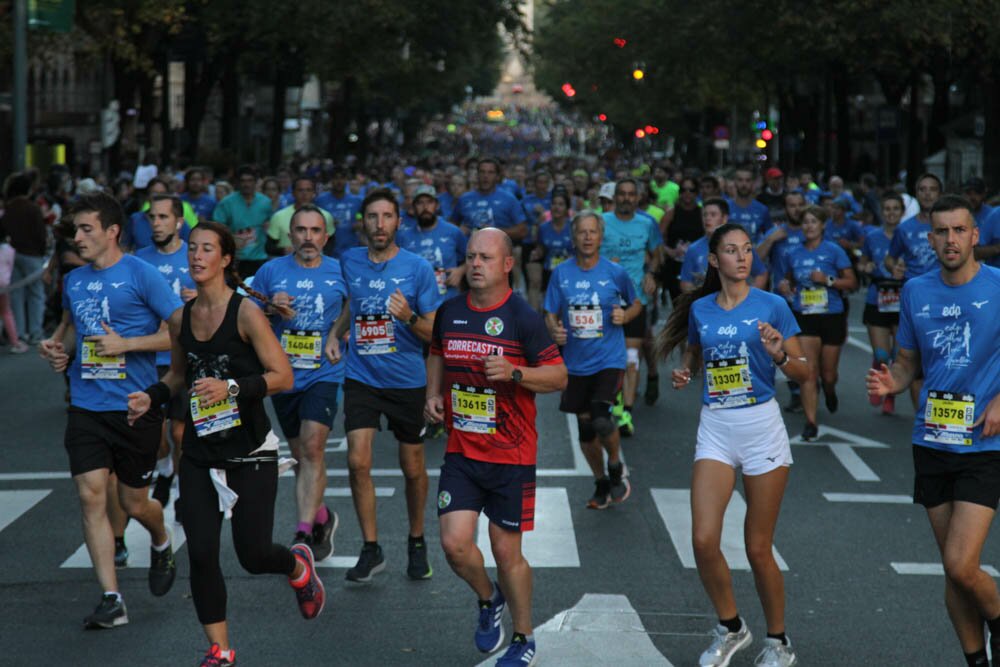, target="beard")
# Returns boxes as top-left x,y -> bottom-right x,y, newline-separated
417,213 -> 437,228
